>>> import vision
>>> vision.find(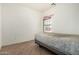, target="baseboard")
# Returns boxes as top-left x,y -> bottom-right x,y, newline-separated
2,40 -> 34,47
